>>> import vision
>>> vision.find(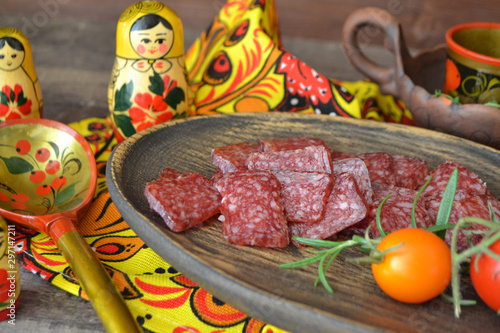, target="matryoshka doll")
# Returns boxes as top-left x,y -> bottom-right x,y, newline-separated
0,27 -> 43,121
0,216 -> 21,322
108,0 -> 190,142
